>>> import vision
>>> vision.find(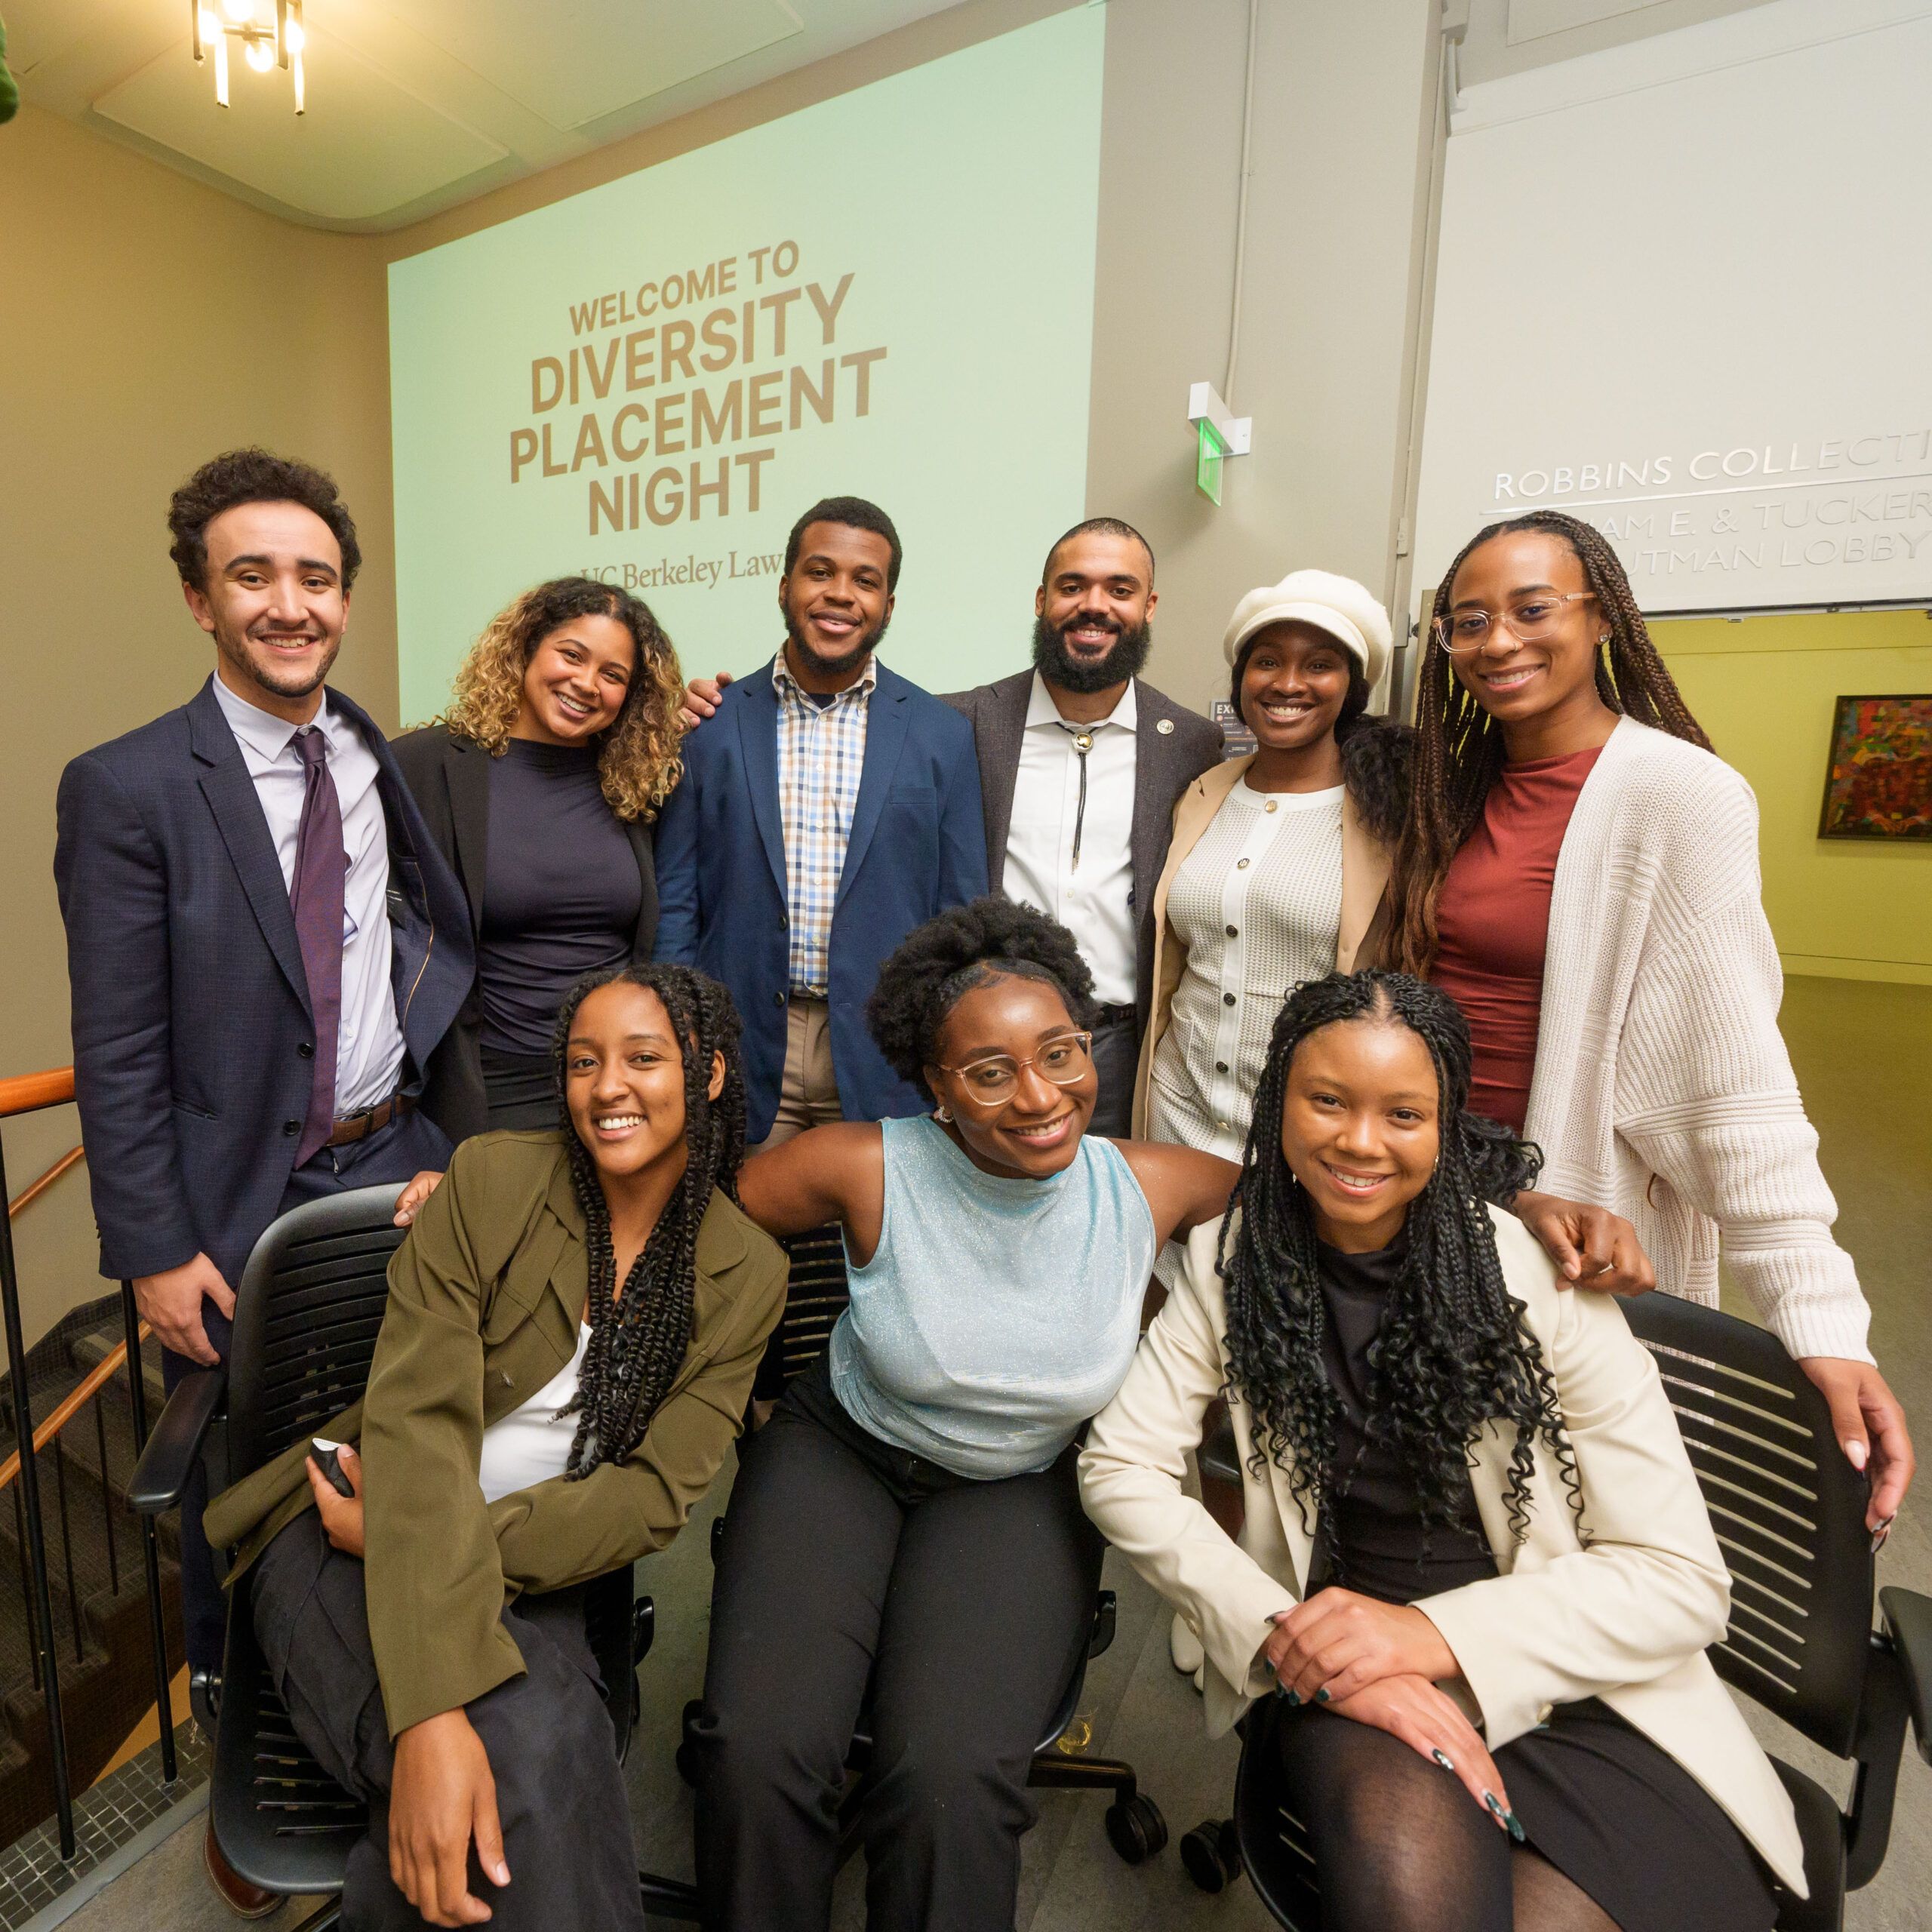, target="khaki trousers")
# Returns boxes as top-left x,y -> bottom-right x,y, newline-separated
751,995 -> 844,1153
